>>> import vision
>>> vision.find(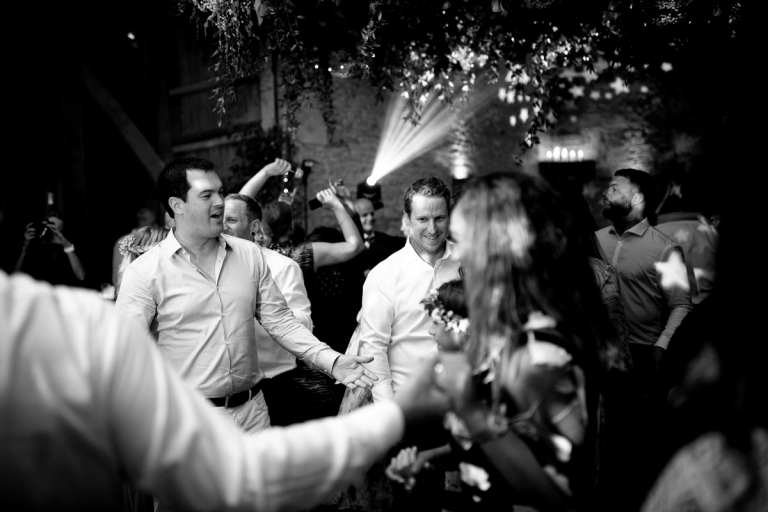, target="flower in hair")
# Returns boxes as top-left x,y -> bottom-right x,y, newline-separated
118,233 -> 154,258
421,289 -> 469,334
118,234 -> 135,257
